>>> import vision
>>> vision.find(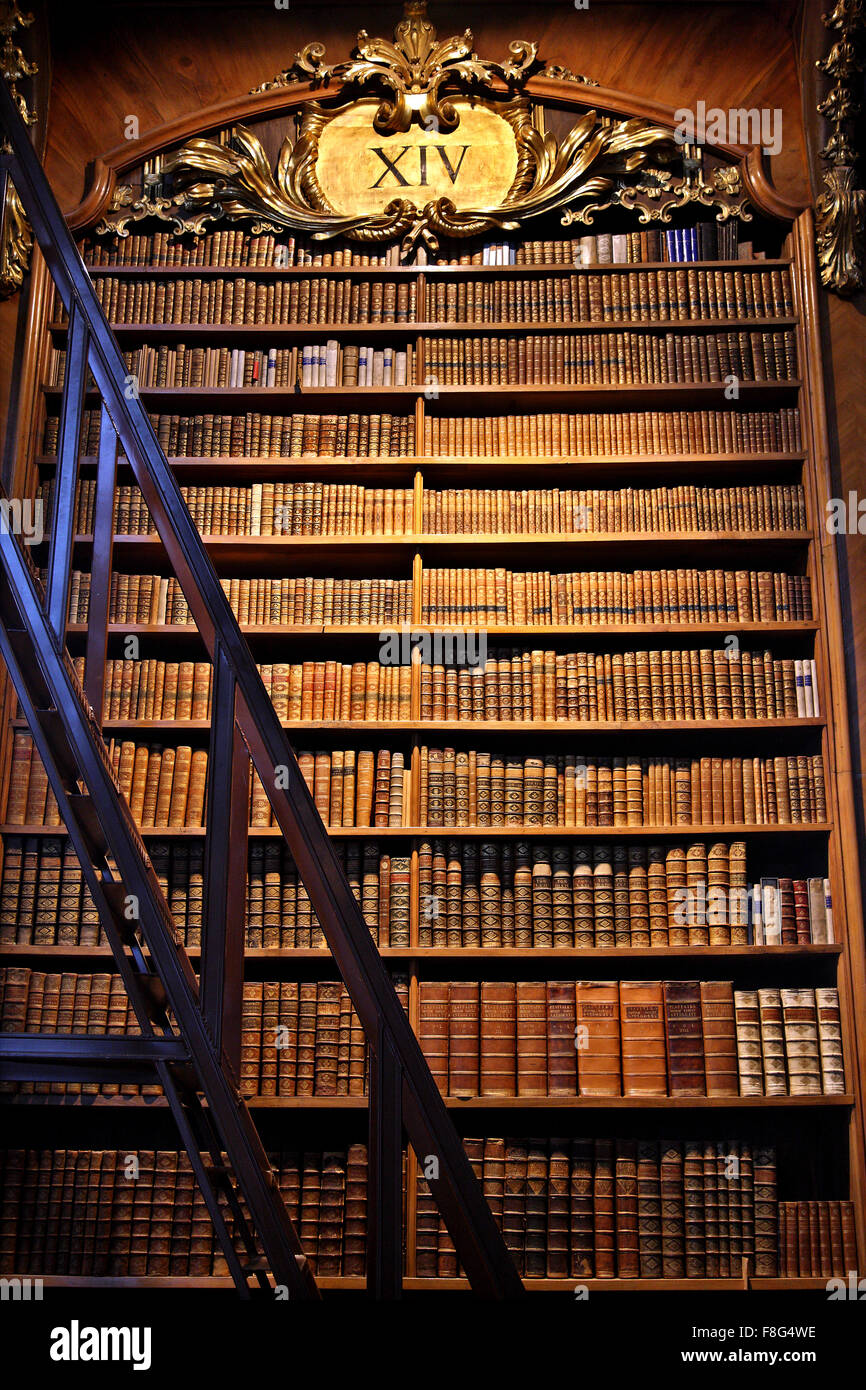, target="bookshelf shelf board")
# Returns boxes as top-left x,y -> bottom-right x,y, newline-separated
19,717 -> 824,740
8,1273 -> 832,1292
0,943 -> 843,961
81,258 -> 794,280
64,621 -> 821,642
41,381 -> 803,410
0,822 -> 834,841
49,316 -> 800,340
2,1093 -> 852,1110
404,1276 -> 832,1292
36,453 -> 809,480
86,531 -> 812,567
